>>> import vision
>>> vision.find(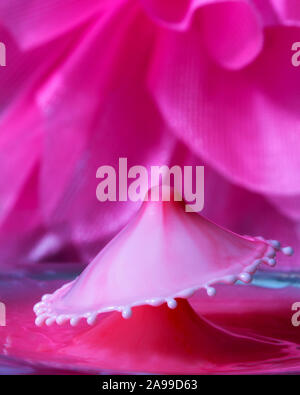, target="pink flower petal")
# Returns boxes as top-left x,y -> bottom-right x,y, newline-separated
267,195 -> 300,222
255,0 -> 300,26
37,3 -> 180,260
199,1 -> 263,69
0,24 -> 94,264
149,26 -> 300,194
141,0 -> 263,69
140,0 -> 194,26
0,0 -> 114,49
